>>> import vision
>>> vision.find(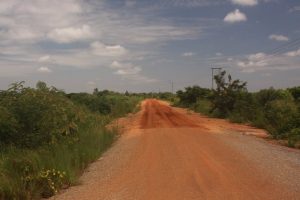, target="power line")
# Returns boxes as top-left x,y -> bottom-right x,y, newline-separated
257,37 -> 300,63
